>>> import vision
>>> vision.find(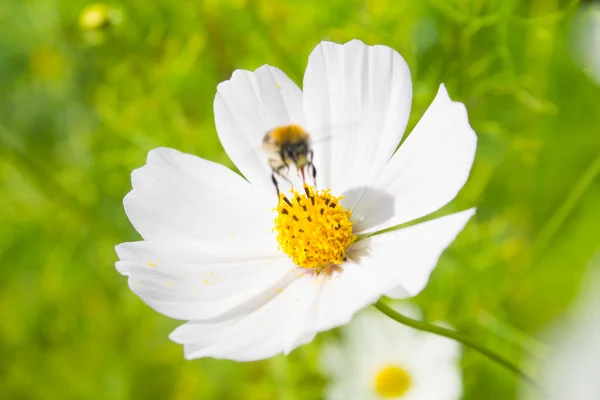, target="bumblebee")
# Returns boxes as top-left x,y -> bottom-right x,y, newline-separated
262,124 -> 317,196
